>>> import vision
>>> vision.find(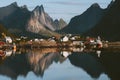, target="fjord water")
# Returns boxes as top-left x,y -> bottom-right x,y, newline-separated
0,48 -> 119,80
